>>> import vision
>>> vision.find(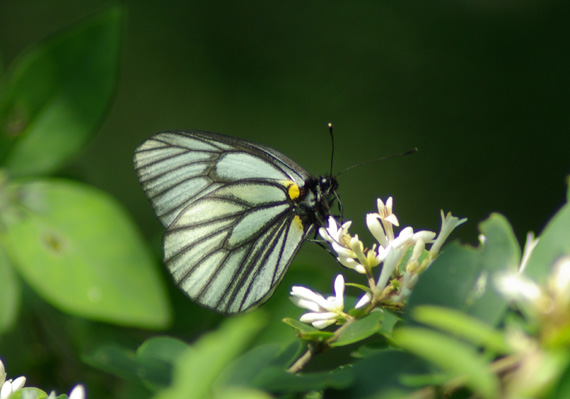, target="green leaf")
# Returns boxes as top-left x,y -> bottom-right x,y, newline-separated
0,6 -> 122,176
84,337 -> 189,391
331,311 -> 382,347
153,312 -> 267,399
326,350 -> 428,399
253,366 -> 352,392
524,199 -> 570,283
0,179 -> 171,329
407,214 -> 519,327
552,355 -> 570,399
12,388 -> 48,399
136,337 -> 189,390
213,387 -> 272,399
83,343 -> 140,380
0,245 -> 20,333
393,327 -> 500,398
217,343 -> 351,392
410,305 -> 510,354
282,317 -> 334,341
217,344 -> 286,388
